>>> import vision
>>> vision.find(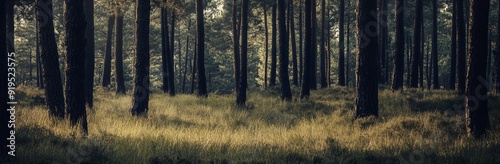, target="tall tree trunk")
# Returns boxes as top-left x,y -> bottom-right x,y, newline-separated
232,0 -> 240,94
465,0 -> 490,138
237,0 -> 249,106
457,0 -> 466,94
319,0 -> 327,88
290,1 -> 299,86
407,36 -> 412,88
450,0 -> 457,90
168,11 -> 176,96
102,15 -> 114,87
161,6 -> 170,93
131,0 -> 151,116
84,0 -> 95,107
420,17 -> 424,90
496,0 -> 500,93
270,3 -> 277,87
310,0 -> 317,90
6,0 -> 14,54
382,0 -> 388,84
431,0 -> 439,89
264,5 -> 269,88
338,0 -> 345,86
182,34 -> 190,93
191,37 -> 197,94
300,0 -> 313,99
410,0 -> 423,88
299,0 -> 303,86
35,14 -> 44,89
37,0 -> 65,118
115,13 -> 126,94
346,0 -> 351,87
391,0 -> 404,91
196,0 -> 208,97
355,0 -> 379,118
278,0 -> 292,101
29,51 -> 33,85
65,0 -> 88,133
